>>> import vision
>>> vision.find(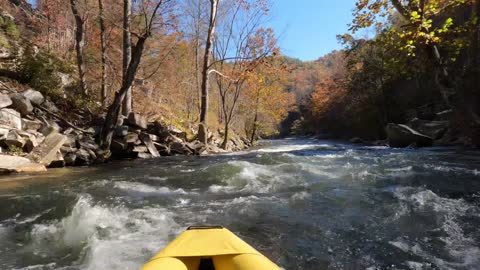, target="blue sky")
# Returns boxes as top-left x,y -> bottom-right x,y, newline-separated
27,0 -> 357,61
269,0 -> 358,61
